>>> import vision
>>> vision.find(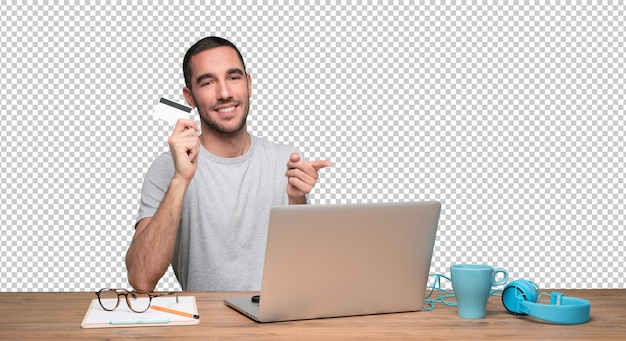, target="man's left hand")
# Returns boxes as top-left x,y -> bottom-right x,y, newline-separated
285,152 -> 331,204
